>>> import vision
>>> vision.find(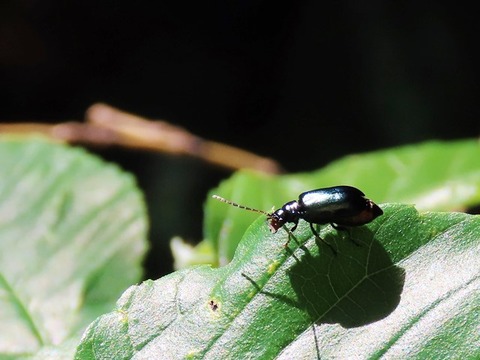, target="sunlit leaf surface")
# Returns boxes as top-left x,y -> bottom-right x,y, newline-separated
76,204 -> 480,359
